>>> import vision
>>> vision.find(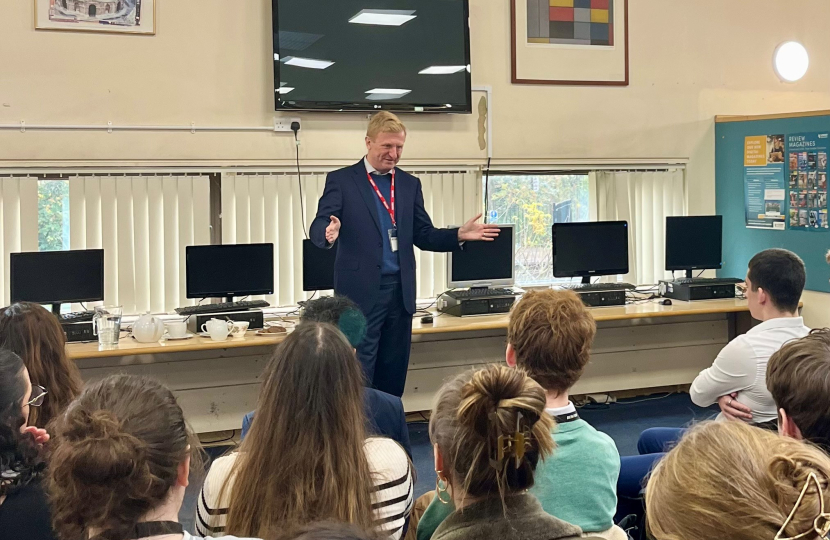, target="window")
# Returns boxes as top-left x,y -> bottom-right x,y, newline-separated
485,173 -> 590,286
37,180 -> 70,252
